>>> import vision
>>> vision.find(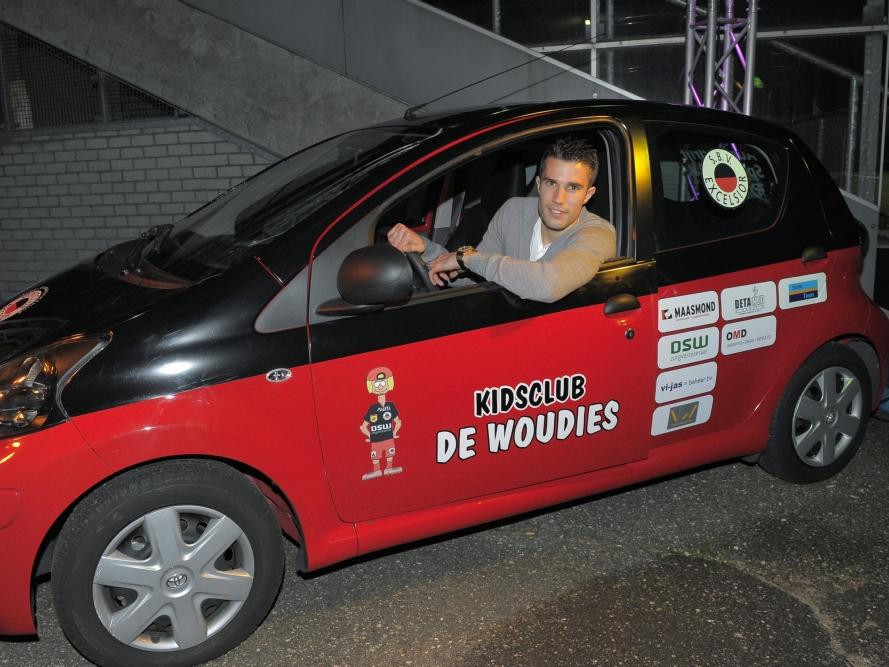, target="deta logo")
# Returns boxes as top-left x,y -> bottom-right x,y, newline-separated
670,334 -> 709,354
725,328 -> 747,341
